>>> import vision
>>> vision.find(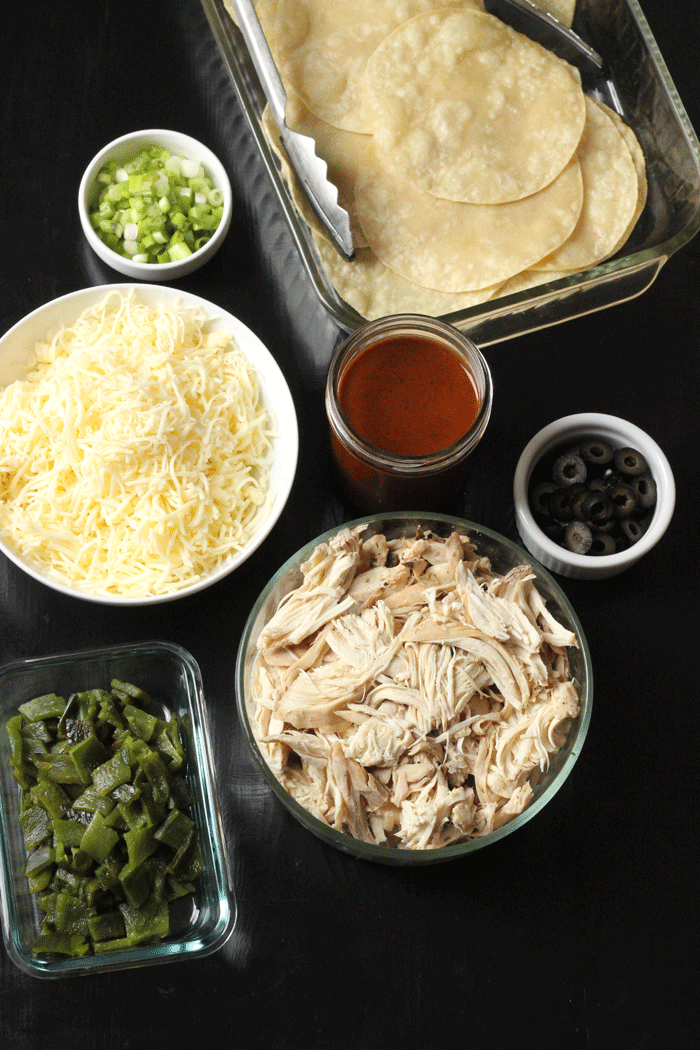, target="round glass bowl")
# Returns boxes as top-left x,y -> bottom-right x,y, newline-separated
325,316 -> 493,512
0,284 -> 298,605
514,413 -> 675,580
78,129 -> 232,281
235,513 -> 592,866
